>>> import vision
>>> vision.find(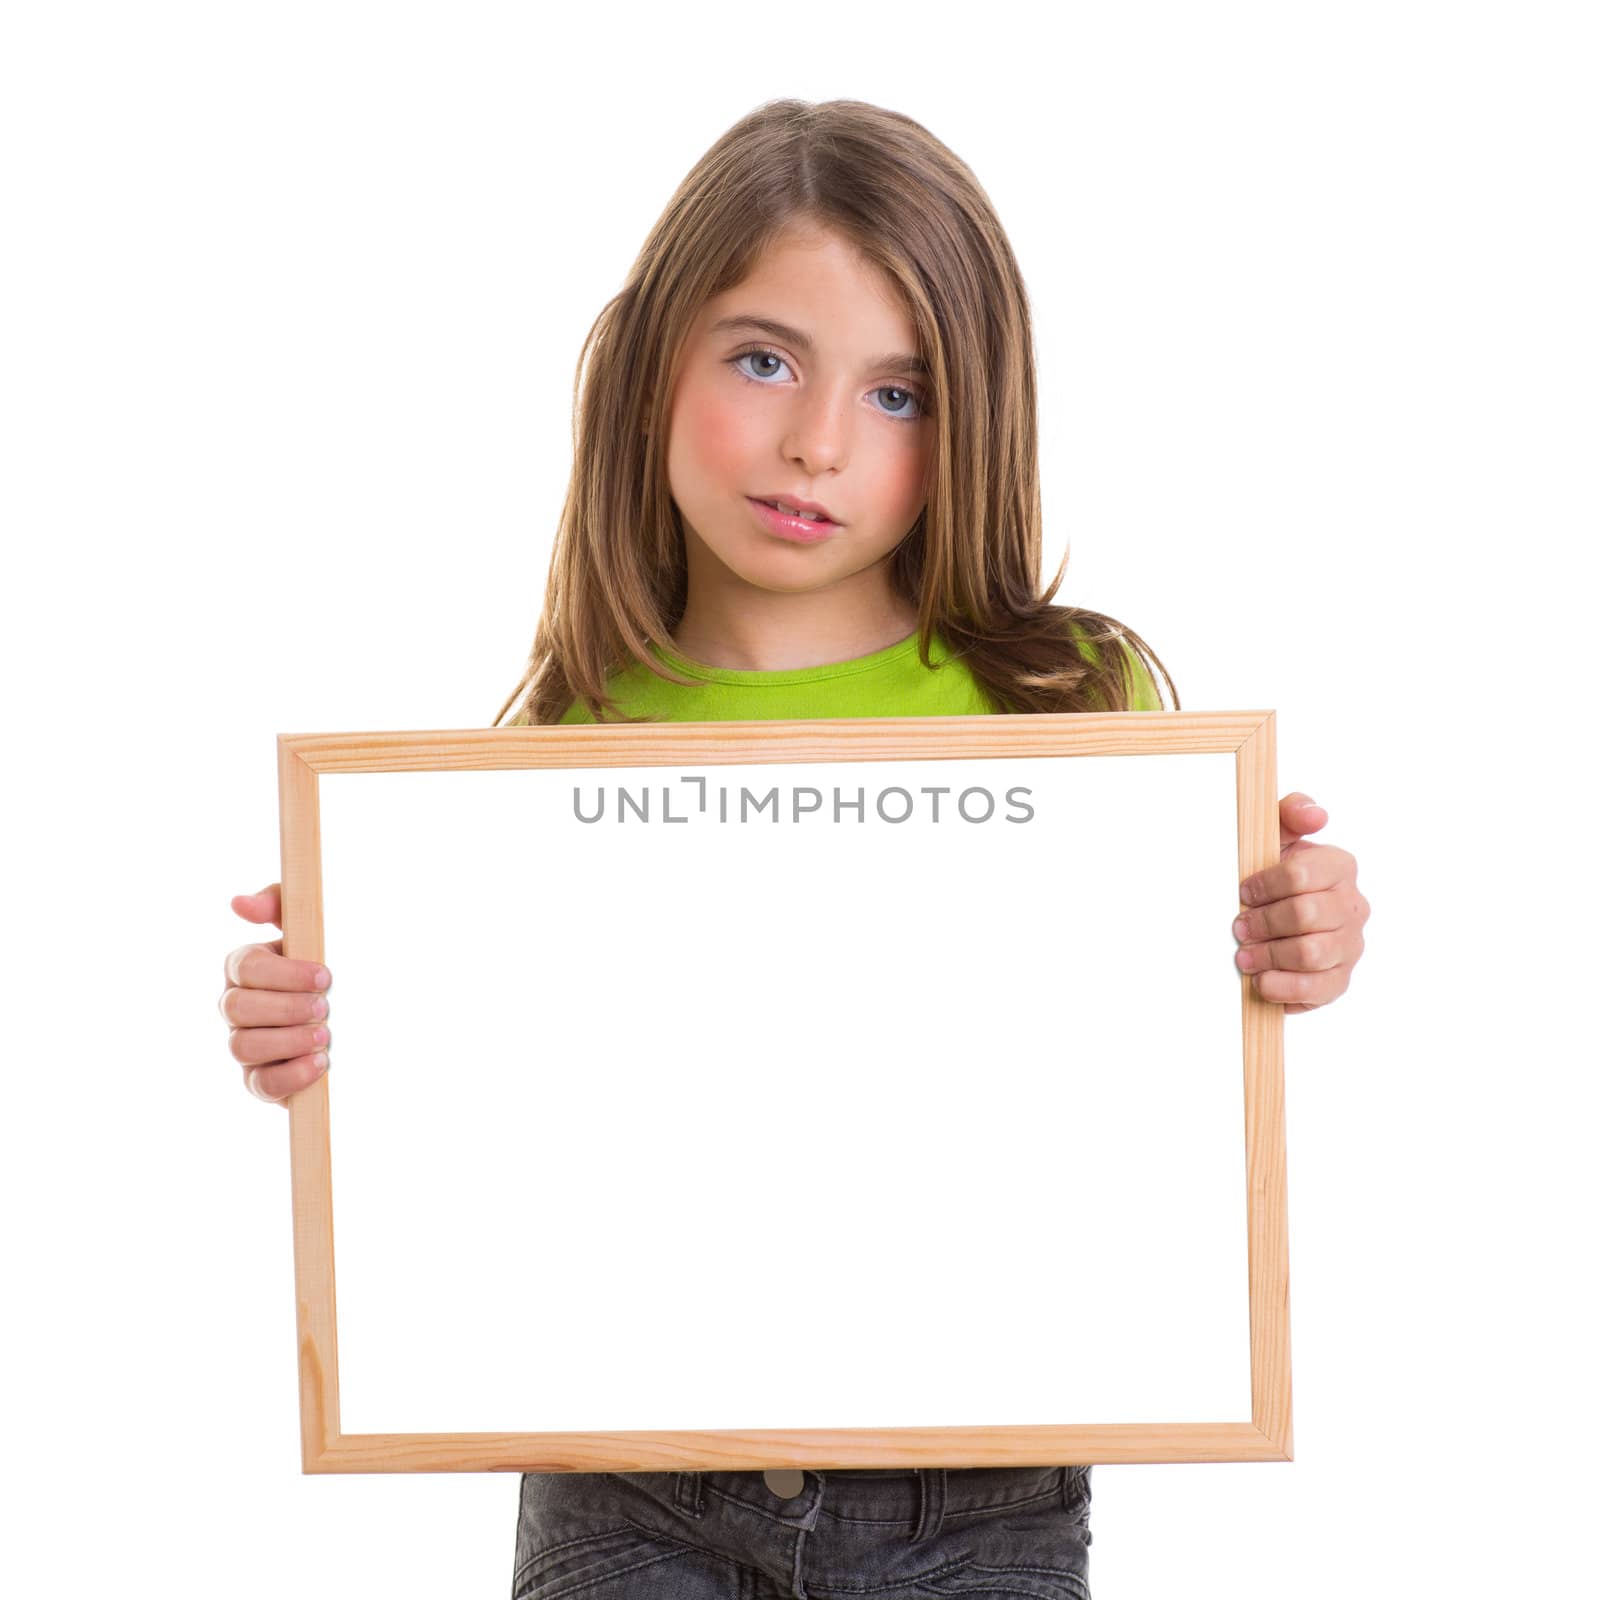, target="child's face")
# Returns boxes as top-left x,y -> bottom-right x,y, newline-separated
664,225 -> 933,614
